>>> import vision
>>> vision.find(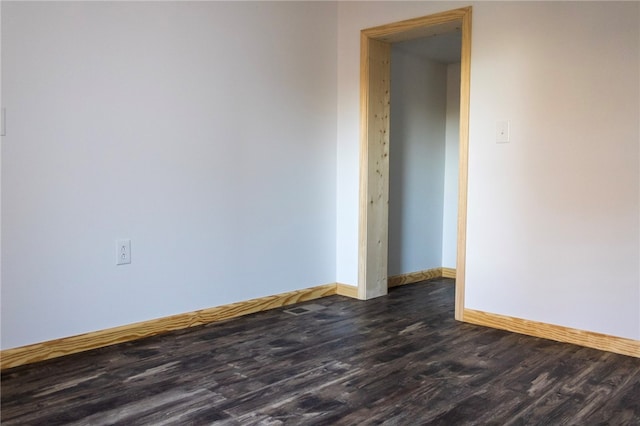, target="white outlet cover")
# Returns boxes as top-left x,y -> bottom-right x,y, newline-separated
116,239 -> 131,265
